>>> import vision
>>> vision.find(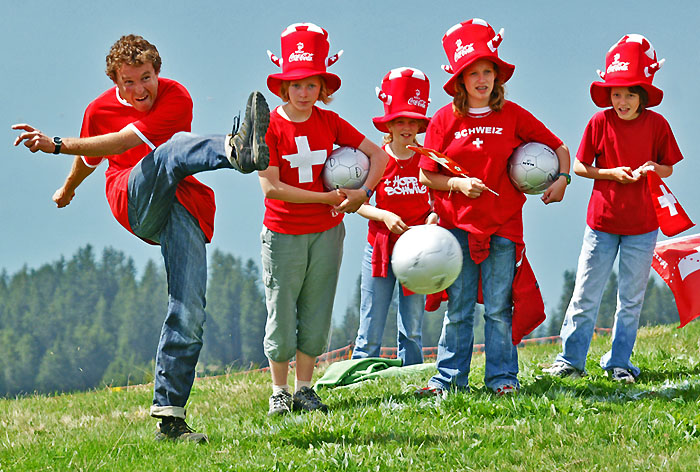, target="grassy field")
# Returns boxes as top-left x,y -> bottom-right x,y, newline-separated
2,322 -> 700,471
